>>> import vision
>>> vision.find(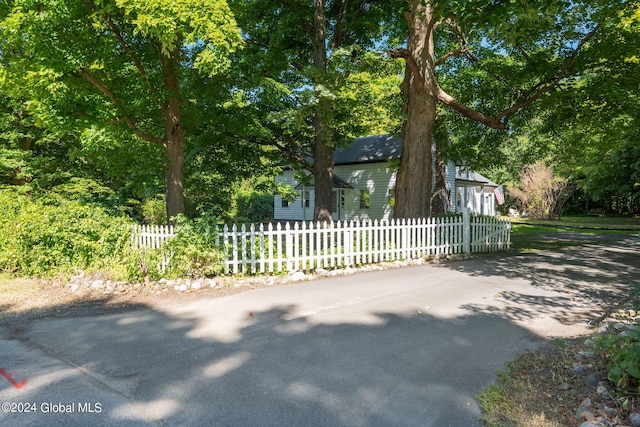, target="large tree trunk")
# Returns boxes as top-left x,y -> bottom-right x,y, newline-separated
161,50 -> 185,223
394,0 -> 438,219
311,0 -> 334,223
313,109 -> 334,223
432,141 -> 448,214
